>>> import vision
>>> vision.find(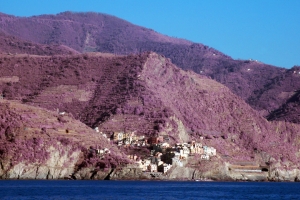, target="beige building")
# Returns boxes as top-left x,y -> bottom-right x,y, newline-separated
113,132 -> 124,141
